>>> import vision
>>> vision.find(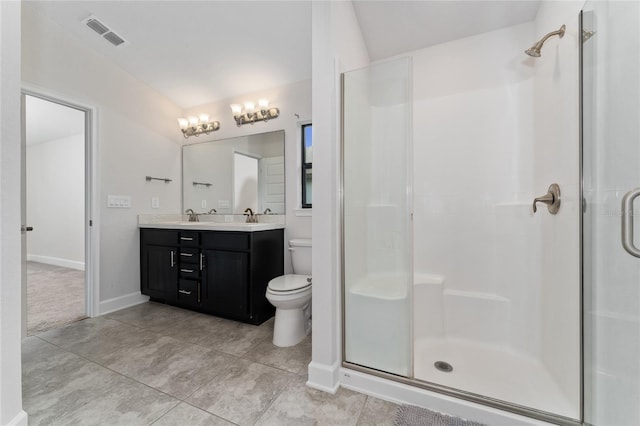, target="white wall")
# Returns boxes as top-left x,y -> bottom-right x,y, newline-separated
182,79 -> 312,273
27,133 -> 85,270
22,4 -> 183,311
0,1 -> 27,424
309,0 -> 370,392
